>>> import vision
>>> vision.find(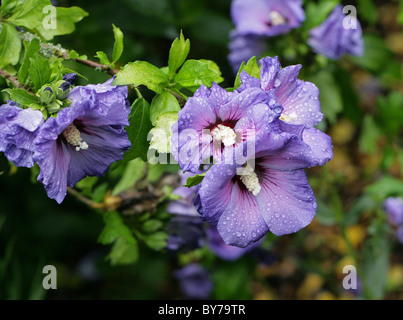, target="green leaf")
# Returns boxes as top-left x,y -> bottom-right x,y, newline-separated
142,219 -> 163,233
350,35 -> 394,74
94,51 -> 111,66
359,114 -> 381,154
98,211 -> 135,245
36,6 -> 88,40
365,175 -> 403,200
357,0 -> 378,25
28,55 -> 51,91
18,38 -> 41,84
174,59 -> 223,90
376,91 -> 403,136
0,0 -> 20,17
123,98 -> 152,162
0,23 -> 21,67
148,111 -> 178,154
150,91 -> 181,125
113,60 -> 169,93
308,70 -> 343,124
106,236 -> 138,265
168,31 -> 190,77
7,0 -> 51,29
143,231 -> 167,251
3,88 -> 39,106
234,56 -> 260,89
184,173 -> 205,188
303,0 -> 339,30
112,158 -> 146,196
112,24 -> 124,63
